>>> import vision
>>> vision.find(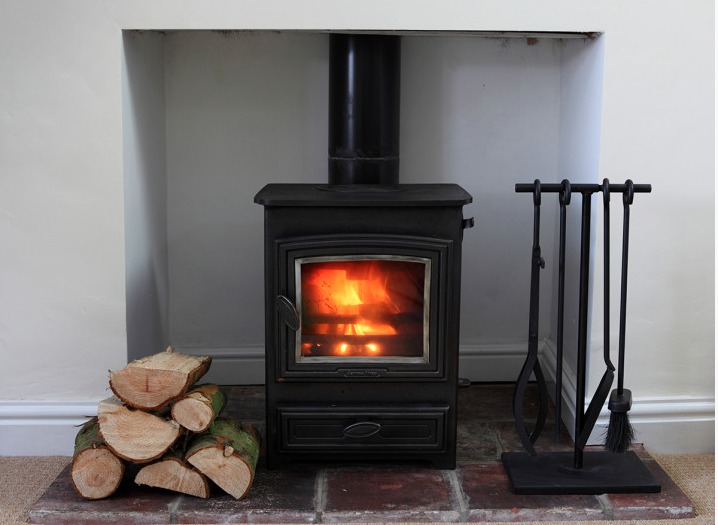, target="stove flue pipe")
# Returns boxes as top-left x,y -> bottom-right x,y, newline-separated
328,34 -> 401,185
